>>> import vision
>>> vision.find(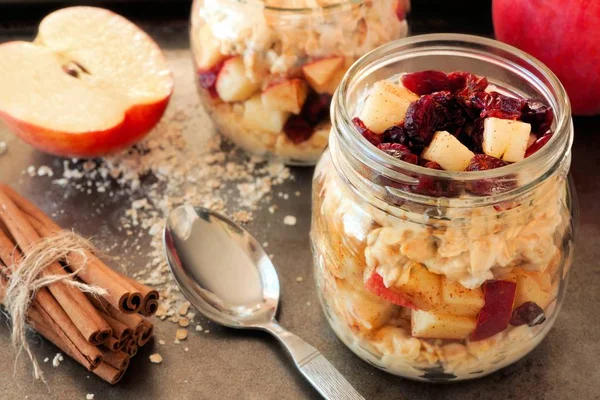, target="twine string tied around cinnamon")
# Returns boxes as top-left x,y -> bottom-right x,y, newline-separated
1,230 -> 108,380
